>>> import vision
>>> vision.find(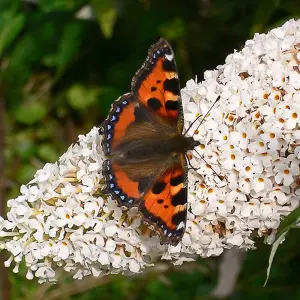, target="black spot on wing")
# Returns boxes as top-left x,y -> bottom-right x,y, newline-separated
165,100 -> 179,111
172,210 -> 186,225
163,78 -> 179,95
171,188 -> 186,206
162,59 -> 176,72
147,98 -> 162,110
151,86 -> 157,92
152,181 -> 166,194
157,199 -> 164,204
170,174 -> 184,186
